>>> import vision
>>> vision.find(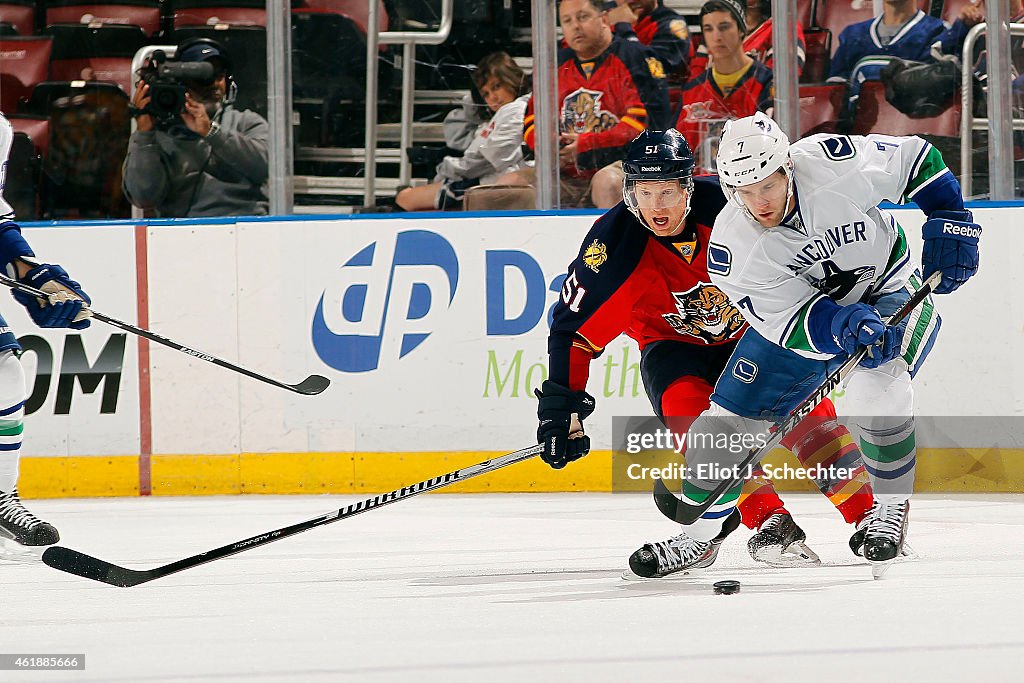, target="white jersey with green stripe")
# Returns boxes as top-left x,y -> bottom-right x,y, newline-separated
708,133 -> 947,359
